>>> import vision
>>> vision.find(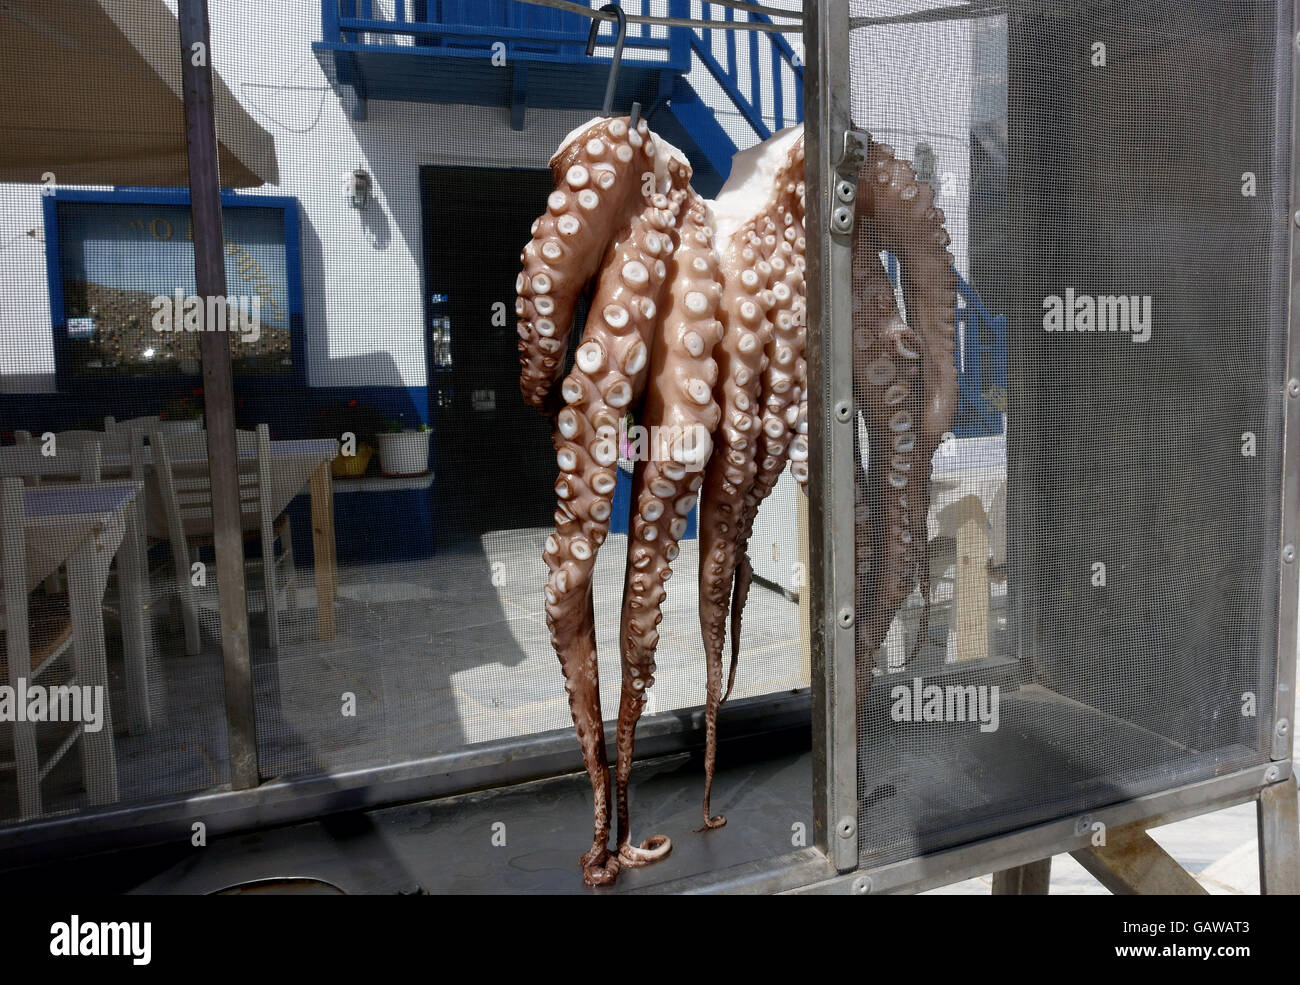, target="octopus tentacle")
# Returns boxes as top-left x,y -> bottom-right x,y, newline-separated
857,141 -> 958,661
614,191 -> 721,868
543,125 -> 689,887
697,232 -> 776,830
517,116 -> 654,417
852,248 -> 925,670
726,140 -> 807,697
